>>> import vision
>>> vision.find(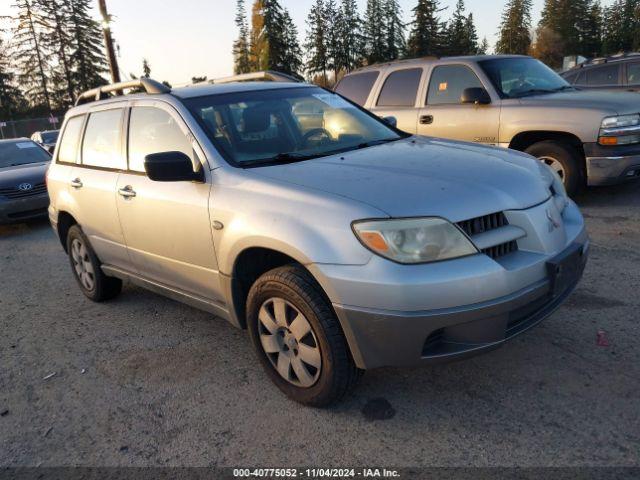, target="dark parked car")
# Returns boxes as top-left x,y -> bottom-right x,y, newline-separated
30,129 -> 60,153
0,139 -> 51,224
561,53 -> 640,92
